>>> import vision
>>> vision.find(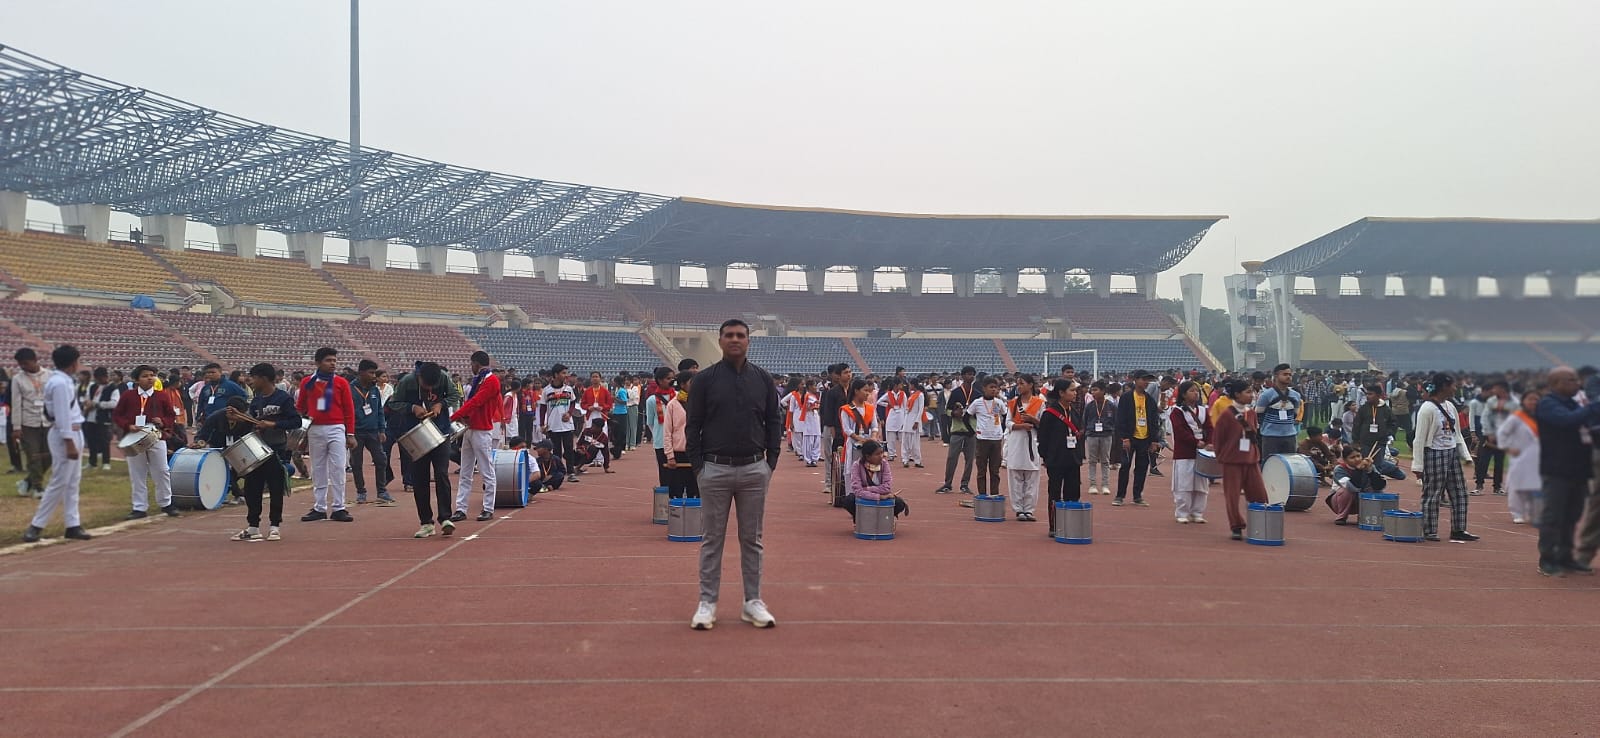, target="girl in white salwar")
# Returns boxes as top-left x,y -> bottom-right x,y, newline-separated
883,378 -> 924,469
839,379 -> 877,478
1494,389 -> 1541,525
783,380 -> 823,467
1004,375 -> 1044,522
